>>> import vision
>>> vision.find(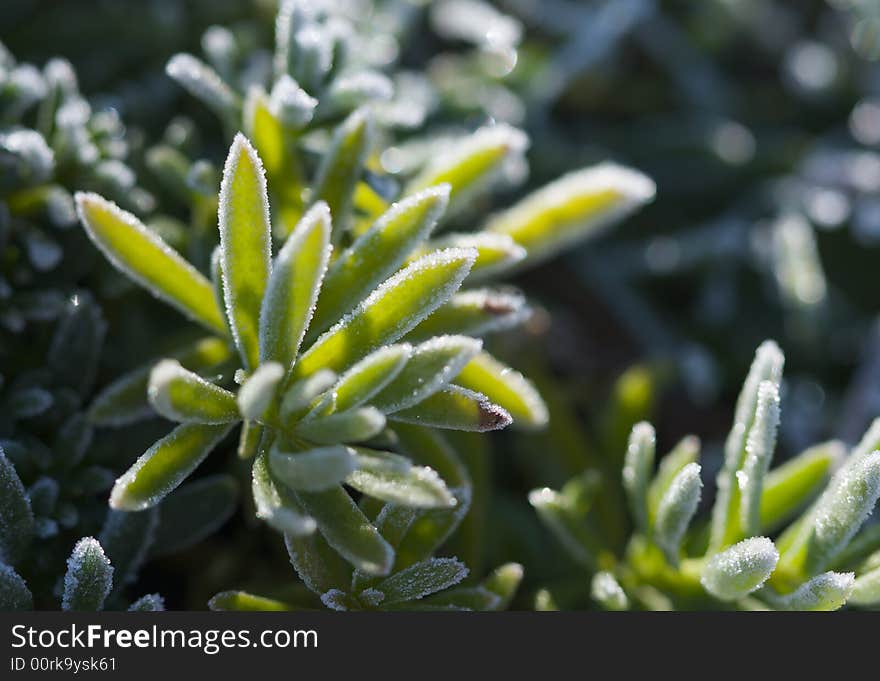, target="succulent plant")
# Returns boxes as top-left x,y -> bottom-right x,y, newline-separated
531,340 -> 880,610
